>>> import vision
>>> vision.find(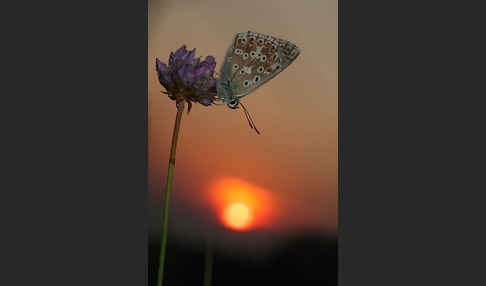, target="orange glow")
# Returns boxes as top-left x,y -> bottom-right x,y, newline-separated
209,178 -> 275,231
223,203 -> 252,230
